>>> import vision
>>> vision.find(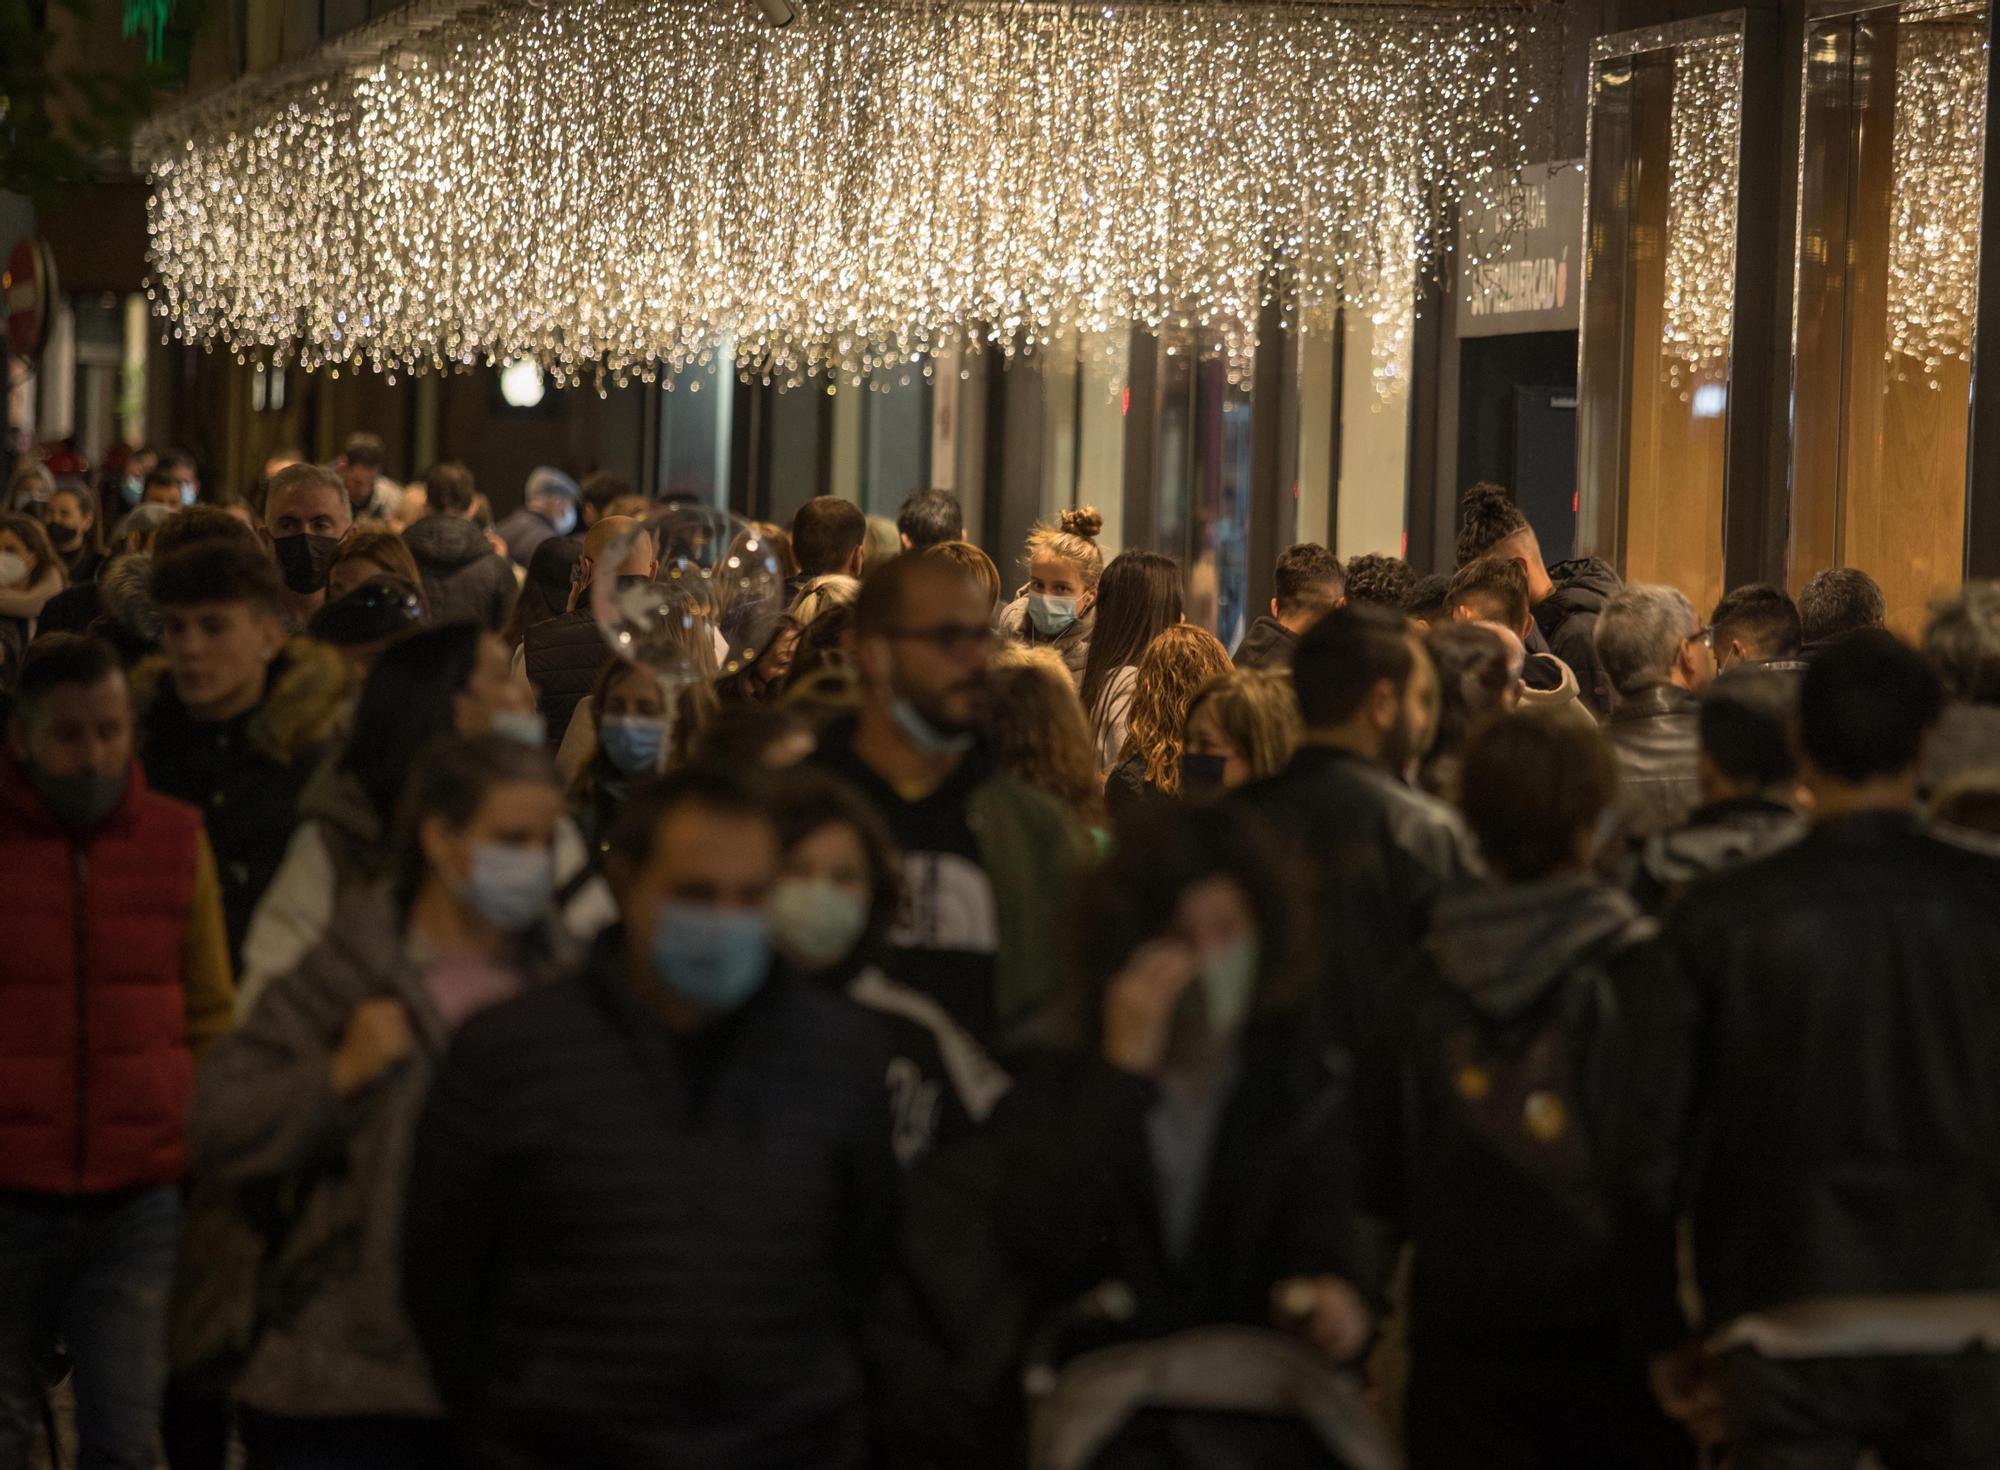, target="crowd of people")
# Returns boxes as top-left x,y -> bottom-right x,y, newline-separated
3,438 -> 2000,1470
